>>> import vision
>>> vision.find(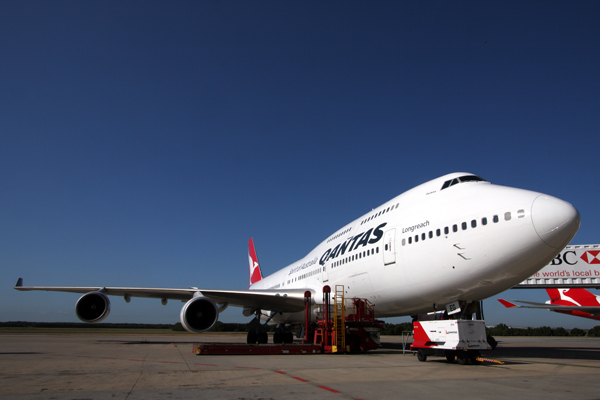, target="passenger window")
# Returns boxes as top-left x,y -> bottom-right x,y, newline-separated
429,231 -> 433,239
402,238 -> 406,246
415,235 -> 419,243
444,227 -> 449,235
505,212 -> 512,221
482,217 -> 487,225
518,209 -> 525,218
421,233 -> 426,240
453,224 -> 458,233
471,220 -> 477,228
436,229 -> 441,236
408,237 -> 412,244
462,222 -> 467,230
493,215 -> 499,223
